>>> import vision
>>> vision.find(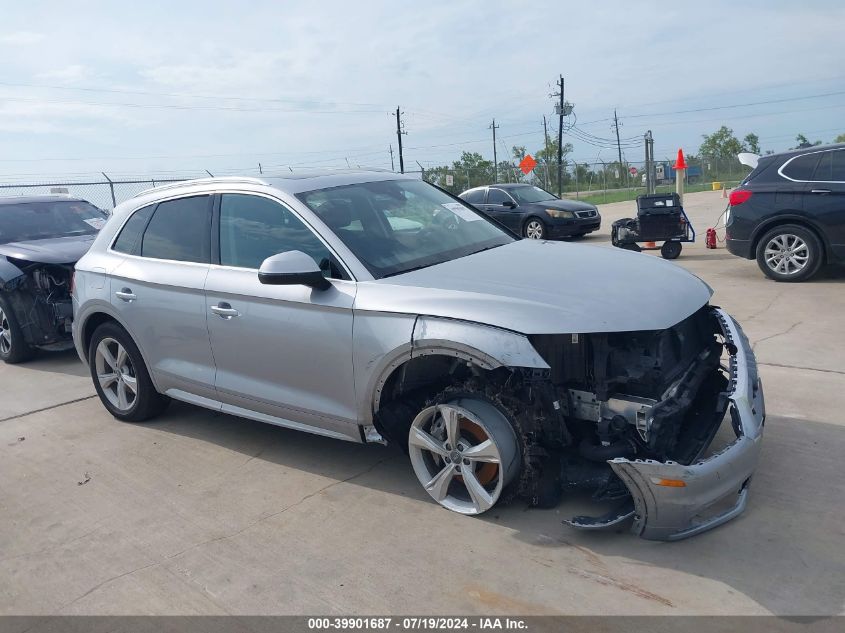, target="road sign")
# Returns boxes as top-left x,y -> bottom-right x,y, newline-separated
629,166 -> 638,176
445,174 -> 454,186
519,154 -> 537,175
